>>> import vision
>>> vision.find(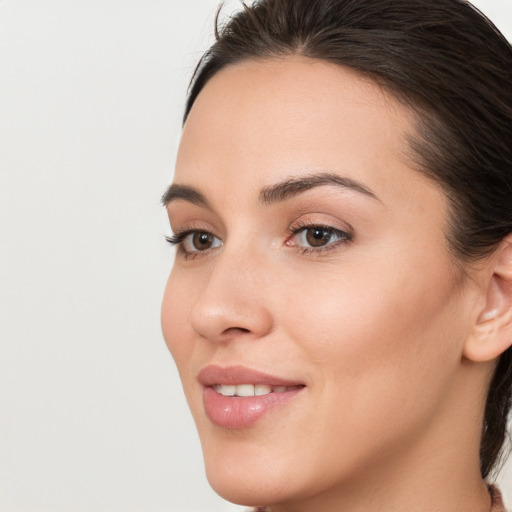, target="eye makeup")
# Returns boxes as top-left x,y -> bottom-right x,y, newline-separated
166,219 -> 354,260
285,222 -> 353,255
